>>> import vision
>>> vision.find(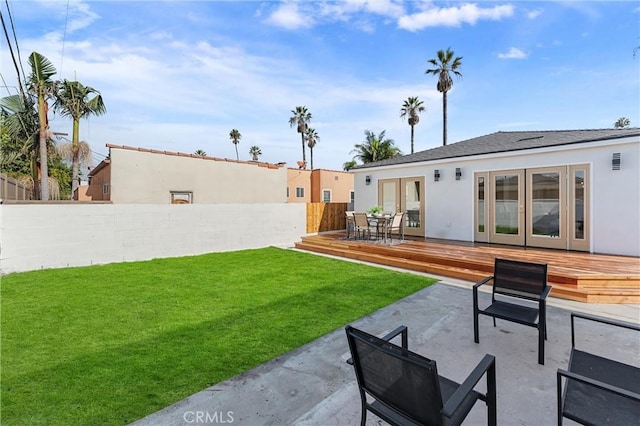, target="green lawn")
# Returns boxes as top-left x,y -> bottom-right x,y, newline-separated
0,247 -> 435,425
